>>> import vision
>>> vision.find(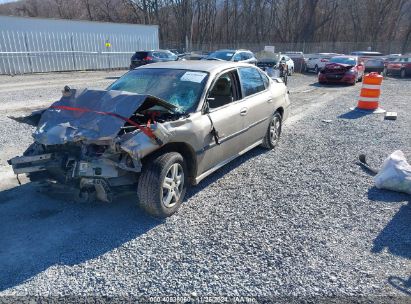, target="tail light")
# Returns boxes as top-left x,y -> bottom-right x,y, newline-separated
143,56 -> 153,61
